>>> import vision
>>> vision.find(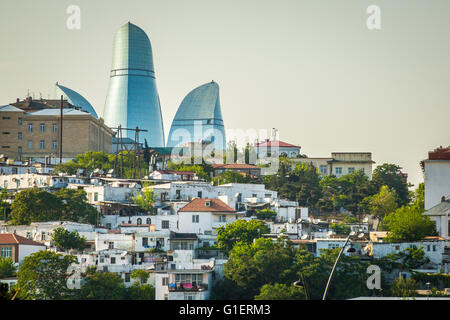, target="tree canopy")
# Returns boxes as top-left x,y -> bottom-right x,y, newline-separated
383,205 -> 437,242
16,250 -> 77,300
372,163 -> 410,207
52,227 -> 86,252
9,188 -> 98,225
216,219 -> 270,252
0,257 -> 16,279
